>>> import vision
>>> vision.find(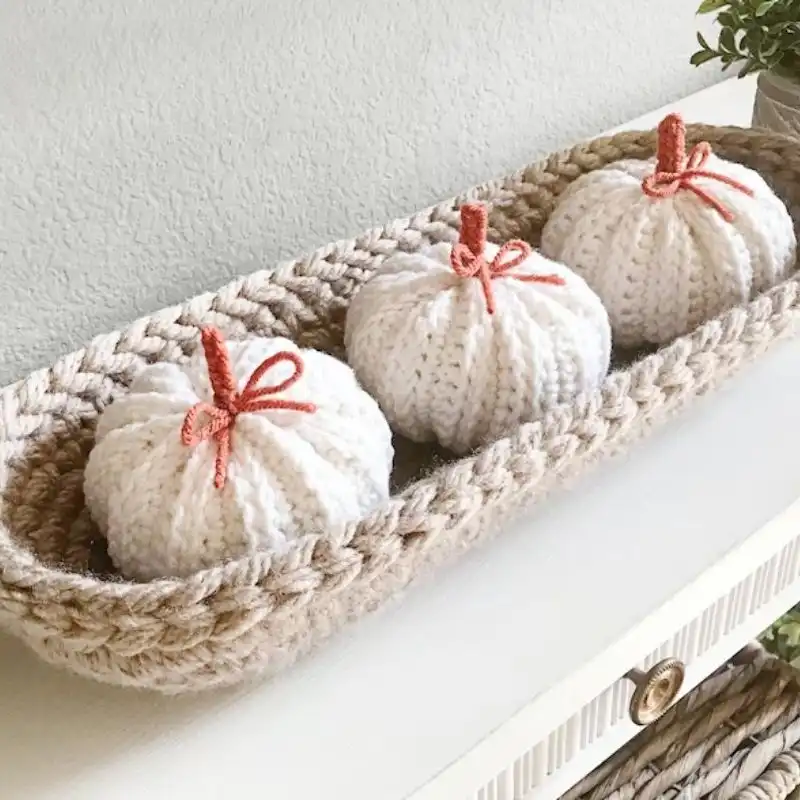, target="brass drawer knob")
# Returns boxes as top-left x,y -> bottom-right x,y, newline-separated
625,658 -> 686,726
